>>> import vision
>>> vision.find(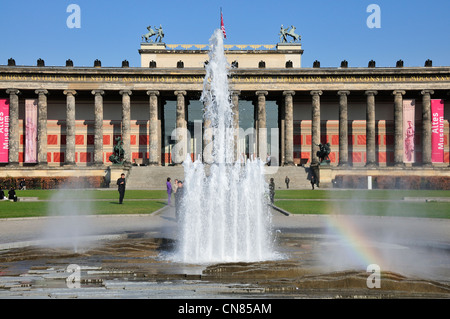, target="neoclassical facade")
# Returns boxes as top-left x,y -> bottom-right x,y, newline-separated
0,42 -> 449,181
